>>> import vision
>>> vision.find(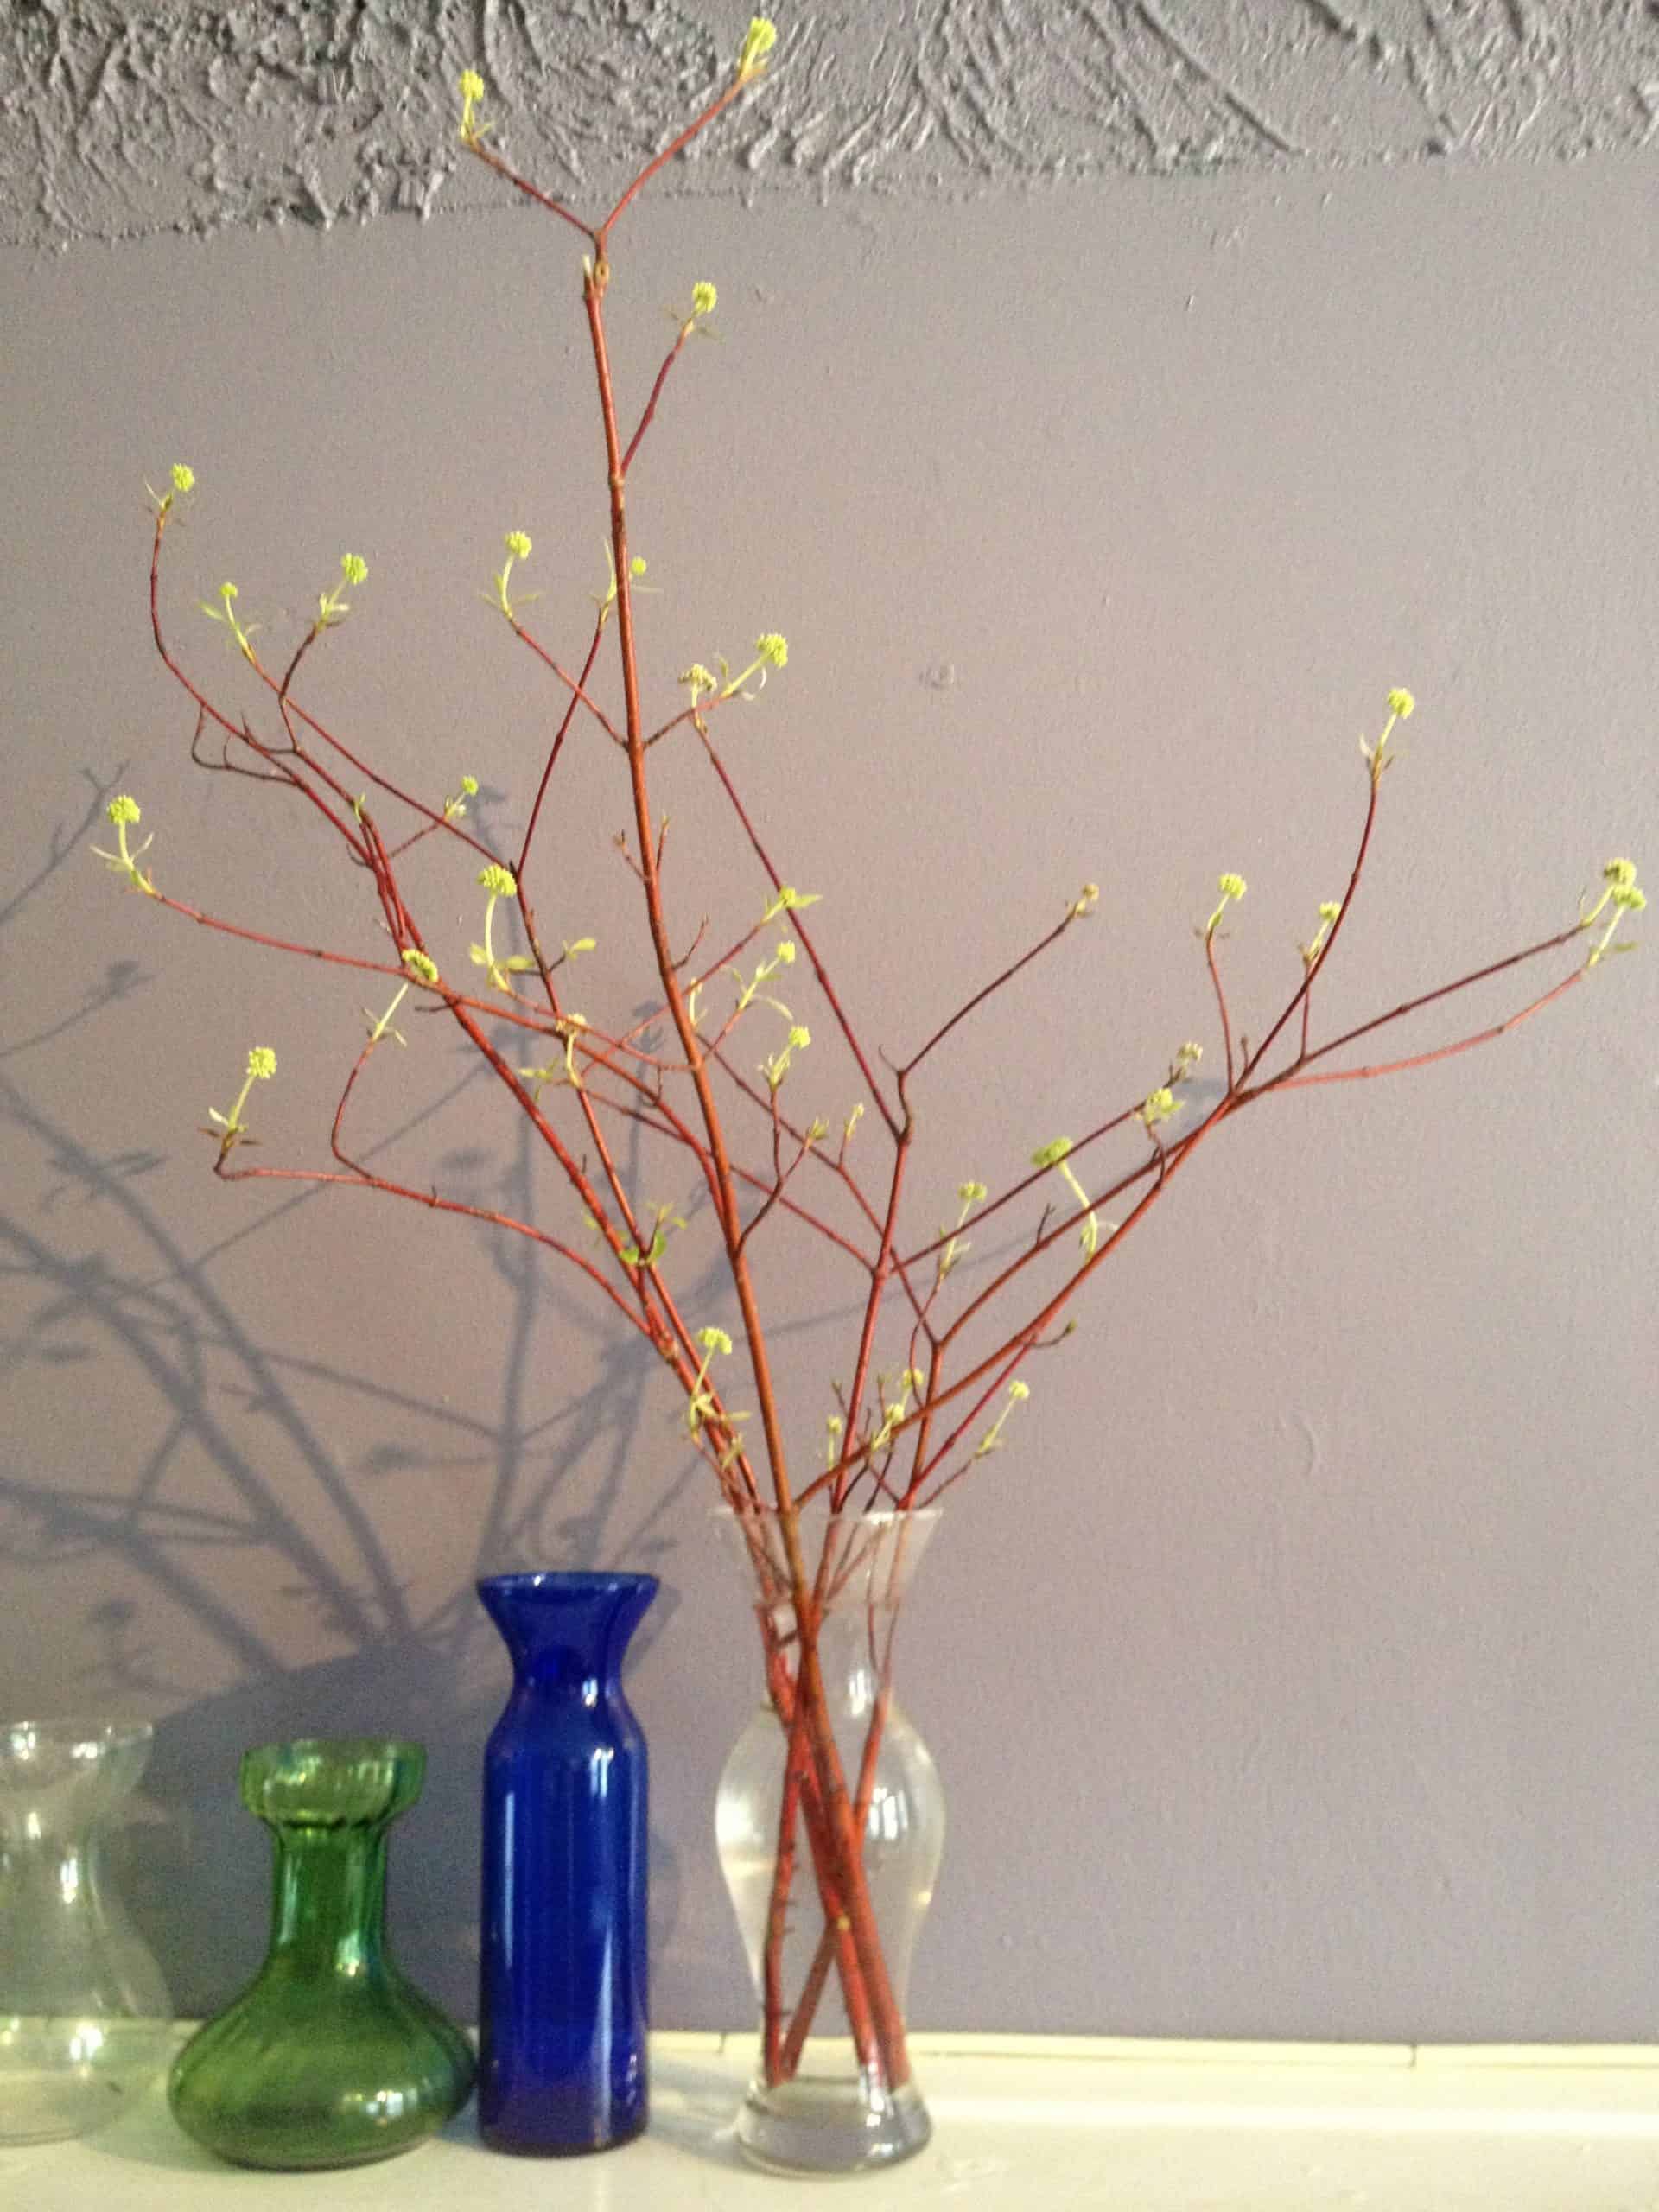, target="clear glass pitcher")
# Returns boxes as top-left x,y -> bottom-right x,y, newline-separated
0,1719 -> 173,2143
